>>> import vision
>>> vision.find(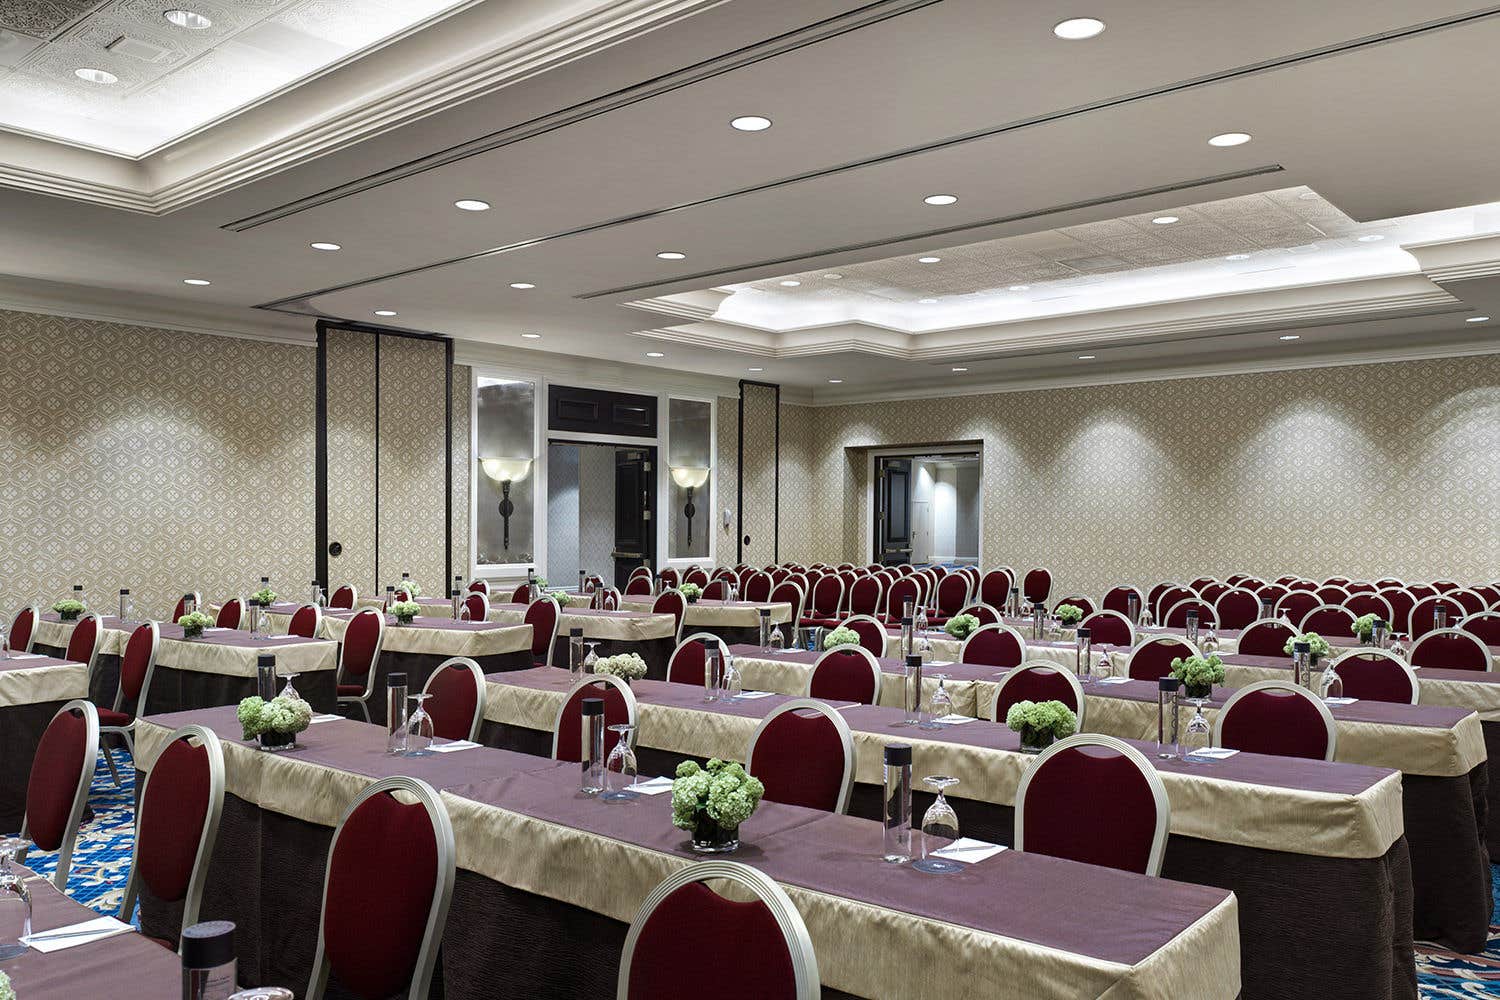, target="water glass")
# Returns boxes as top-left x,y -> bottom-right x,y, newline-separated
768,626 -> 785,654
601,724 -> 639,801
913,776 -> 962,874
925,674 -> 952,725
0,837 -> 32,960
722,655 -> 742,700
405,693 -> 435,755
583,642 -> 600,674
